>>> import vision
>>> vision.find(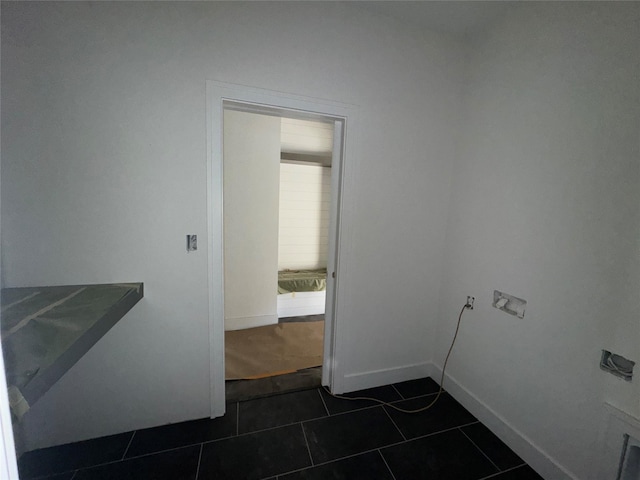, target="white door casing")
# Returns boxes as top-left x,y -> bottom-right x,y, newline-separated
206,81 -> 357,416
